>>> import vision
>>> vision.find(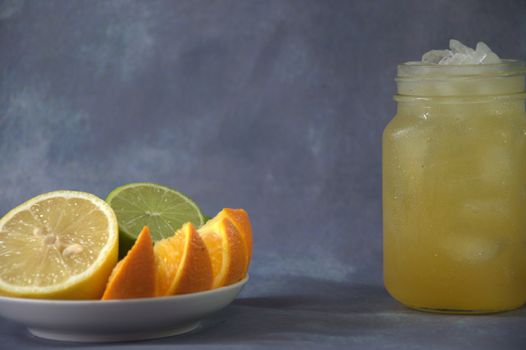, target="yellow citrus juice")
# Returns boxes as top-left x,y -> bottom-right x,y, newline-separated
383,62 -> 526,313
